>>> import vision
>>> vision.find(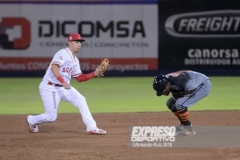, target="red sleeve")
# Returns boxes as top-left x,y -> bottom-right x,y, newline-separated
75,72 -> 95,82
